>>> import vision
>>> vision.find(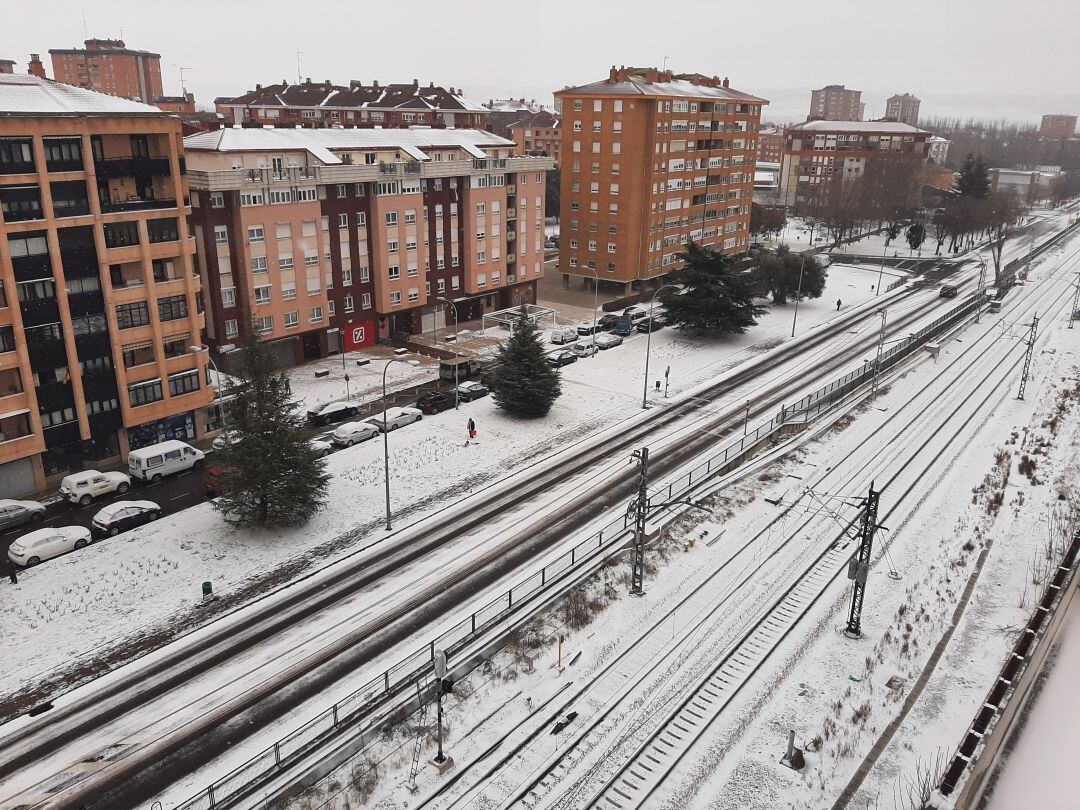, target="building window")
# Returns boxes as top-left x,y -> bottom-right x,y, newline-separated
115,301 -> 150,329
253,285 -> 272,304
389,291 -> 402,305
336,184 -> 347,198
405,210 -> 416,224
477,273 -> 487,287
387,240 -> 399,254
388,266 -> 400,280
210,192 -> 225,209
247,225 -> 264,242
223,319 -> 239,338
362,292 -> 372,309
573,99 -> 582,111
309,306 -> 324,323
477,250 -> 486,264
158,295 -> 189,322
407,288 -> 419,302
279,255 -> 294,270
221,287 -> 236,307
386,212 -> 398,226
343,295 -> 354,313
608,242 -> 616,253
256,315 -> 274,334
128,379 -> 164,407
168,370 -> 200,397
252,256 -> 268,272
214,225 -> 228,245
